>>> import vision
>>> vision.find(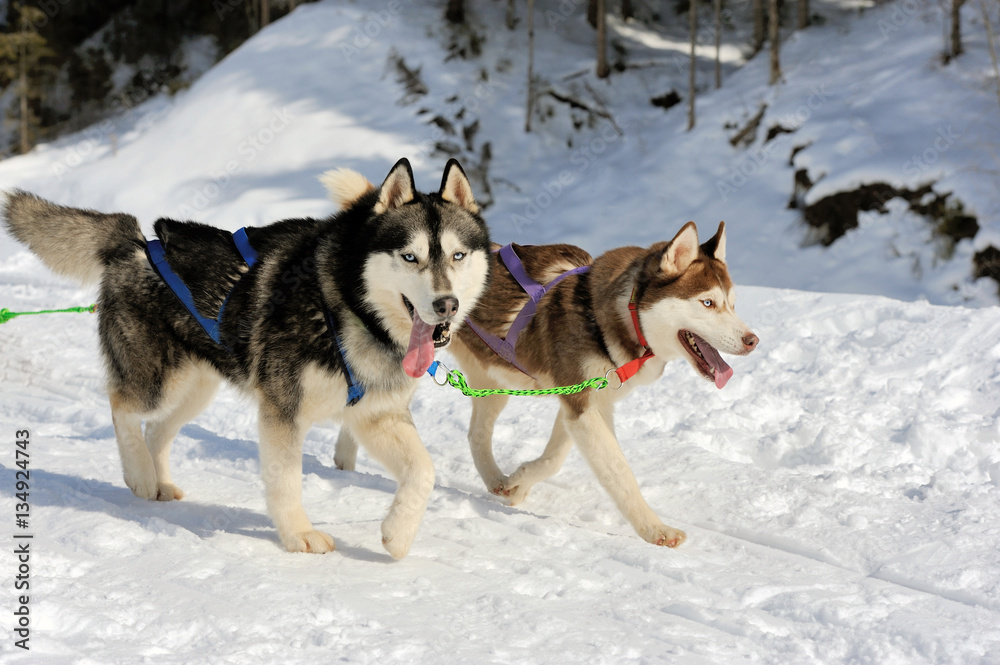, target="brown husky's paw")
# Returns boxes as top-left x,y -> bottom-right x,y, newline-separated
490,481 -> 531,506
487,475 -> 511,497
508,485 -> 532,506
283,530 -> 336,554
646,526 -> 686,548
500,467 -> 537,505
155,482 -> 185,501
